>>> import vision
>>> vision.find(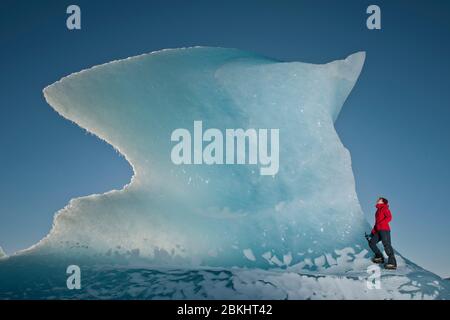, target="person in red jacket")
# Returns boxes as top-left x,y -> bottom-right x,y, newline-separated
368,197 -> 397,269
